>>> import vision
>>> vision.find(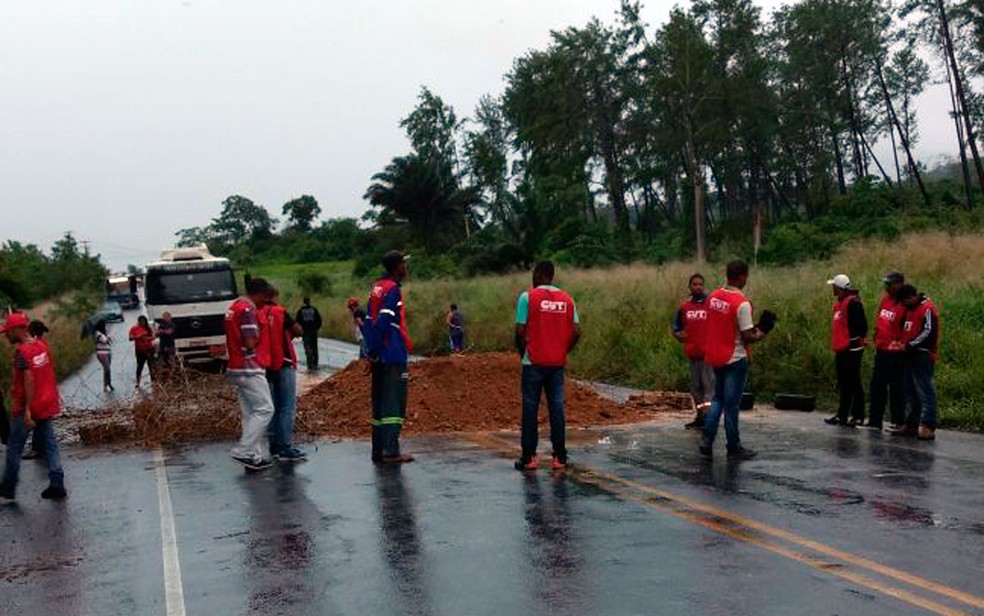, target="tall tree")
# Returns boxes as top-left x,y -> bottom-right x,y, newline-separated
282,195 -> 322,232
